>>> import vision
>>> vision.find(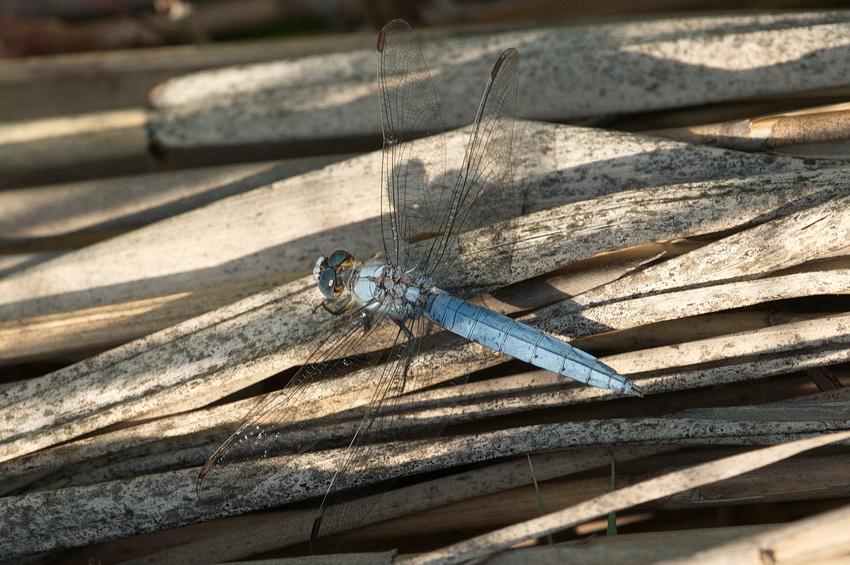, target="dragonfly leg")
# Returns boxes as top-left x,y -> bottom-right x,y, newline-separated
320,295 -> 353,315
361,310 -> 373,333
393,317 -> 417,393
